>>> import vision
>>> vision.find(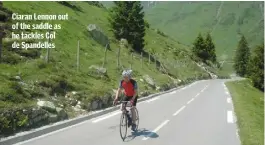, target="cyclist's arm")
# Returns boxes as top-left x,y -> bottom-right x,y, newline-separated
115,81 -> 123,100
133,82 -> 138,99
